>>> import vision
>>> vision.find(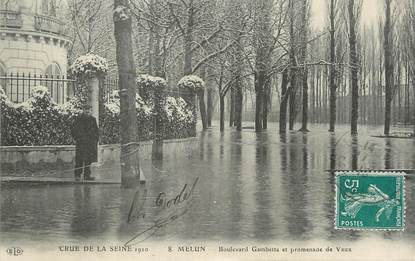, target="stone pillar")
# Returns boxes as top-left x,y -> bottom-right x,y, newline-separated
71,53 -> 108,180
88,76 -> 100,126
